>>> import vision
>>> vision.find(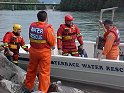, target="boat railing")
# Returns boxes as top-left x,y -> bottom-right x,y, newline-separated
19,41 -> 124,61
